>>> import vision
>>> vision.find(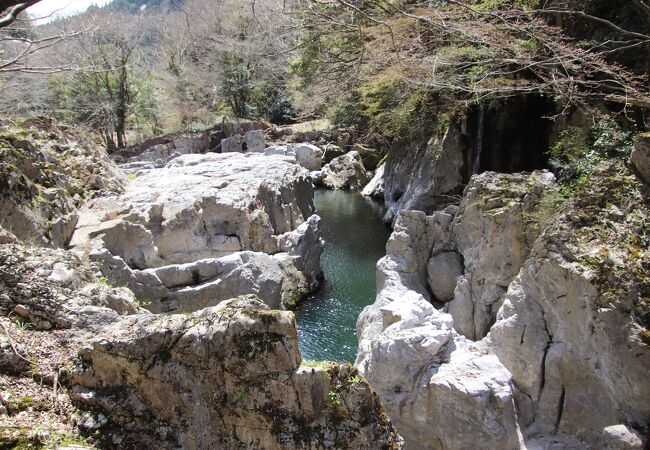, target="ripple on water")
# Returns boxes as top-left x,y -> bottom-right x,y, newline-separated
295,189 -> 391,362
